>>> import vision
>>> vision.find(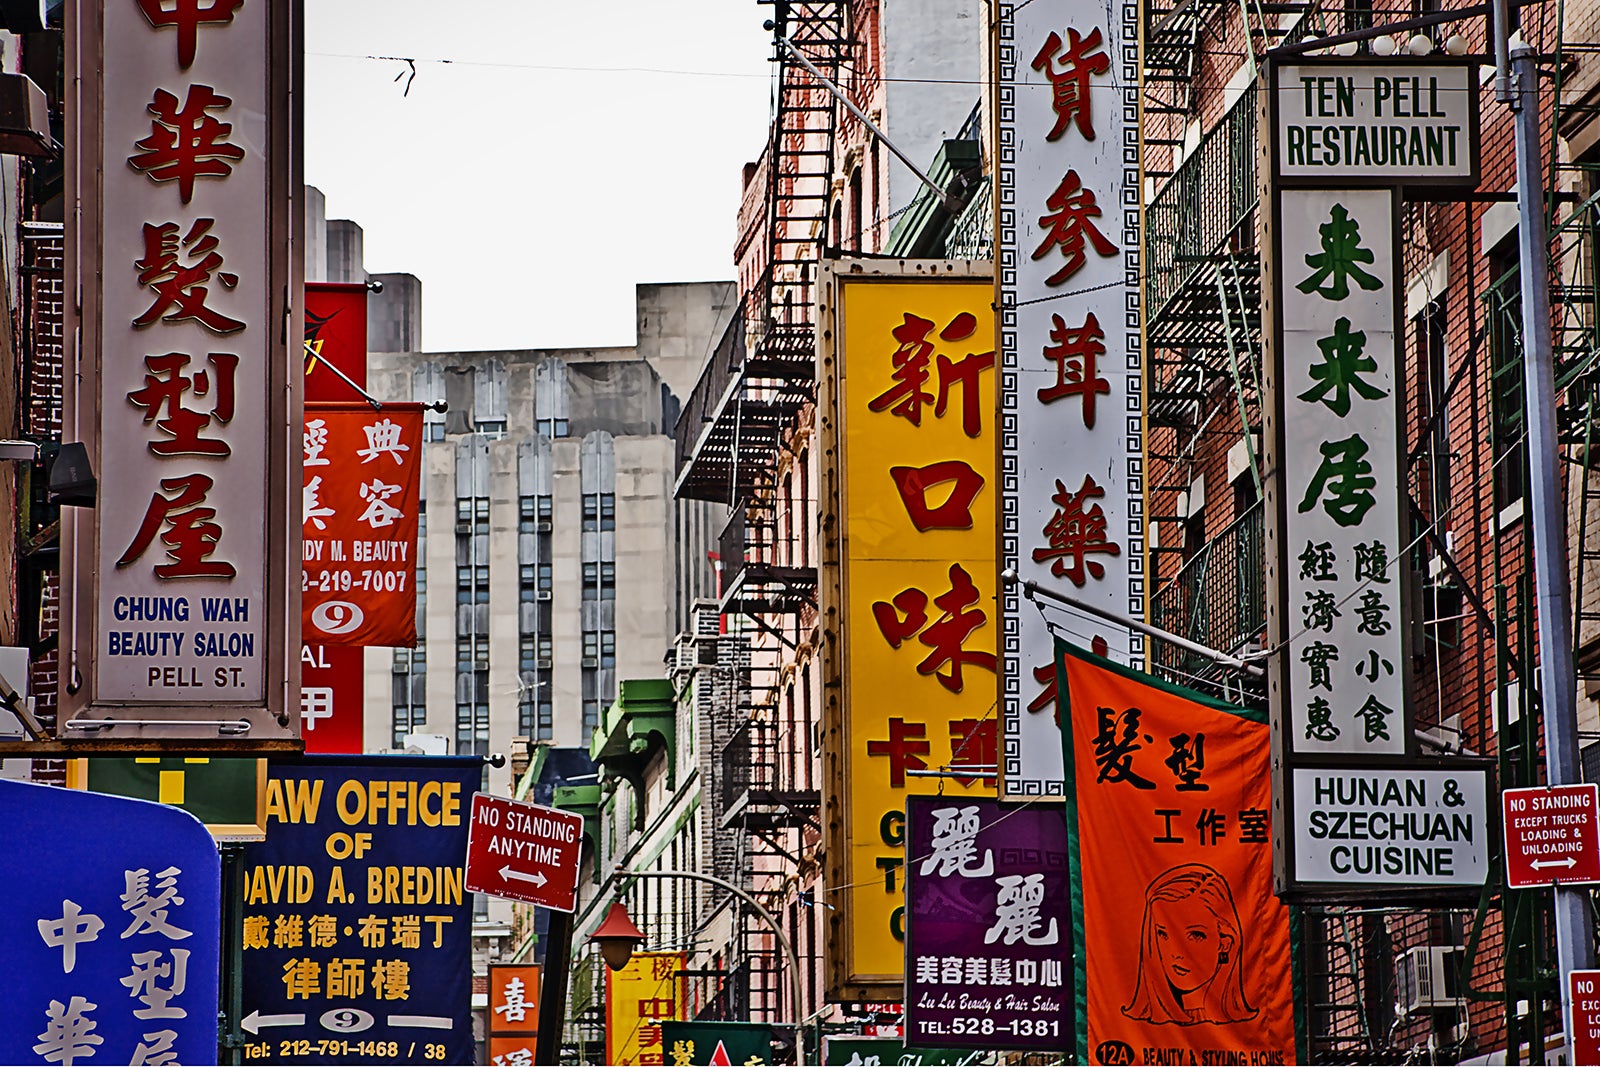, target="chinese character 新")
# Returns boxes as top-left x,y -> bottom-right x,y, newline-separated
867,311 -> 994,436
